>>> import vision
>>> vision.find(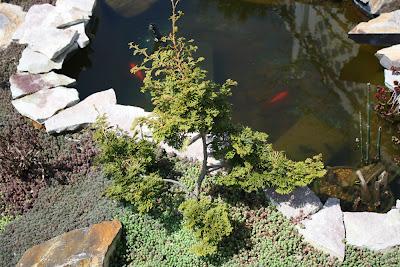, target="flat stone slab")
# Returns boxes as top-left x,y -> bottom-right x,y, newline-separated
13,4 -> 56,42
45,89 -> 116,133
353,0 -> 400,16
344,209 -> 400,251
12,87 -> 79,123
17,220 -> 121,267
376,44 -> 400,69
102,104 -> 151,135
265,186 -> 323,219
24,26 -> 78,60
0,3 -> 25,49
298,198 -> 345,261
10,72 -> 75,99
349,10 -> 400,45
17,47 -> 64,74
56,0 -> 97,16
